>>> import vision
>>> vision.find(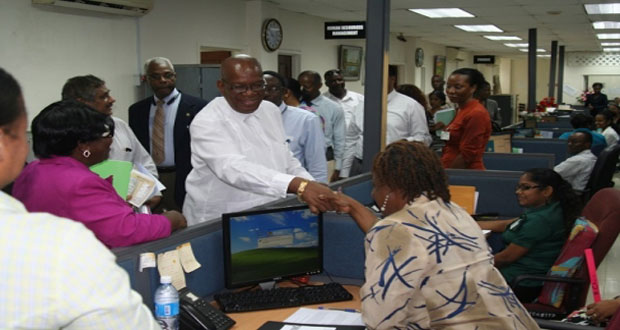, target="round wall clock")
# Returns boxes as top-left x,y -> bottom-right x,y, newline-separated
415,48 -> 424,67
262,18 -> 283,52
